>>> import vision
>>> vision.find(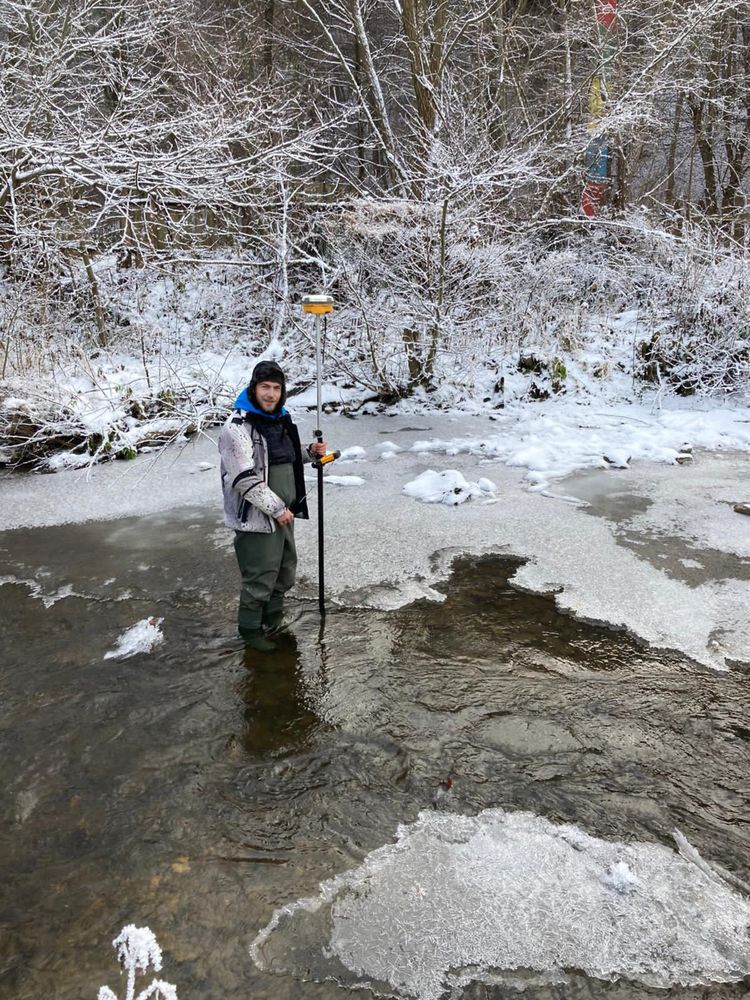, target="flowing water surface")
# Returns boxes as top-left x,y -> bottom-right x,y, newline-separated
1,508 -> 749,1000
